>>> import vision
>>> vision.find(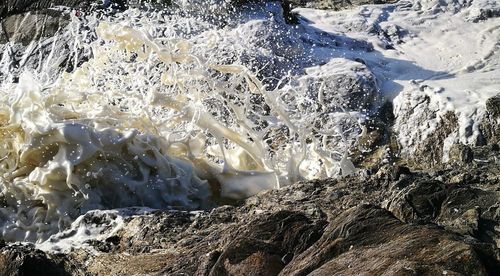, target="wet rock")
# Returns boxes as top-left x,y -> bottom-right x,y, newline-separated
2,11 -> 69,45
409,111 -> 459,169
0,27 -> 7,44
206,9 -> 306,87
437,187 -> 500,247
280,204 -> 496,276
442,207 -> 480,236
352,101 -> 399,170
466,0 -> 500,22
0,244 -> 68,276
286,0 -> 398,10
1,161 -> 491,275
486,94 -> 500,118
449,143 -> 474,164
384,161 -> 500,248
480,95 -> 500,145
0,0 -> 90,19
208,211 -> 325,276
294,58 -> 380,112
386,179 -> 447,222
393,87 -> 499,171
